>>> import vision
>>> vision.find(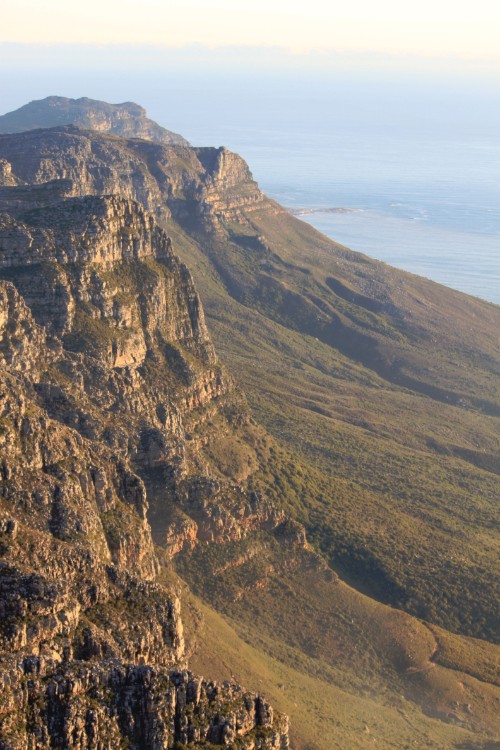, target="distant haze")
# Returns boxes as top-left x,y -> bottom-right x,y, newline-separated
2,0 -> 500,61
1,43 -> 499,119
